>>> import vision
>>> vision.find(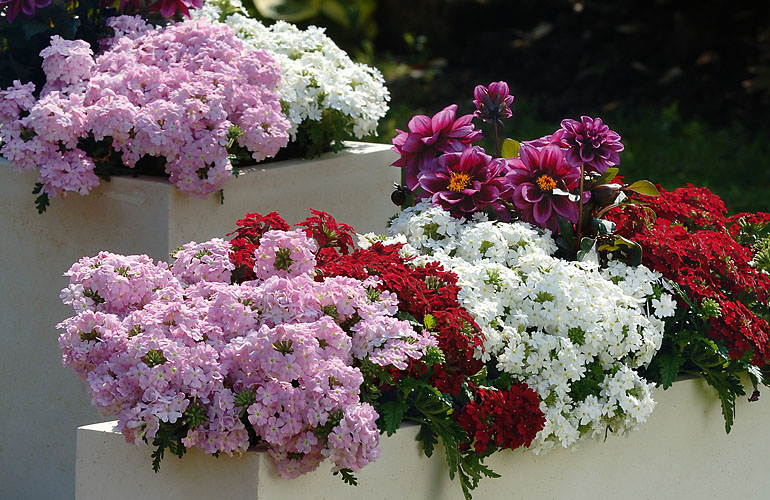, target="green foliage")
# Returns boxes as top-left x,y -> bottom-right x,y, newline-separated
183,398 -> 209,428
645,282 -> 758,433
568,359 -> 605,402
378,399 -> 409,436
149,421 -> 188,473
567,327 -> 585,346
32,183 -> 49,214
333,467 -> 358,486
624,180 -> 660,197
410,384 -> 500,500
500,138 -> 520,158
287,109 -> 353,159
142,349 -> 167,367
234,388 -> 257,414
